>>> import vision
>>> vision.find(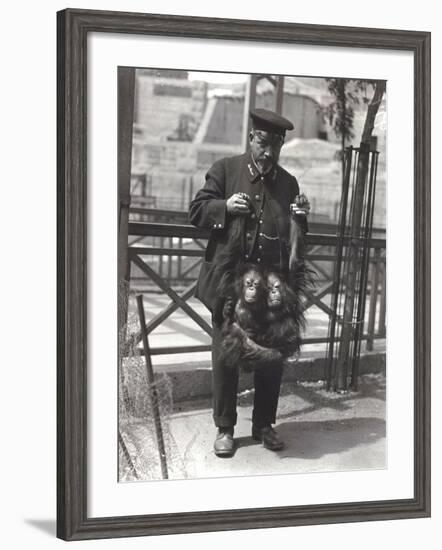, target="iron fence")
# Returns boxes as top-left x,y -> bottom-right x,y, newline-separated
124,221 -> 386,357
